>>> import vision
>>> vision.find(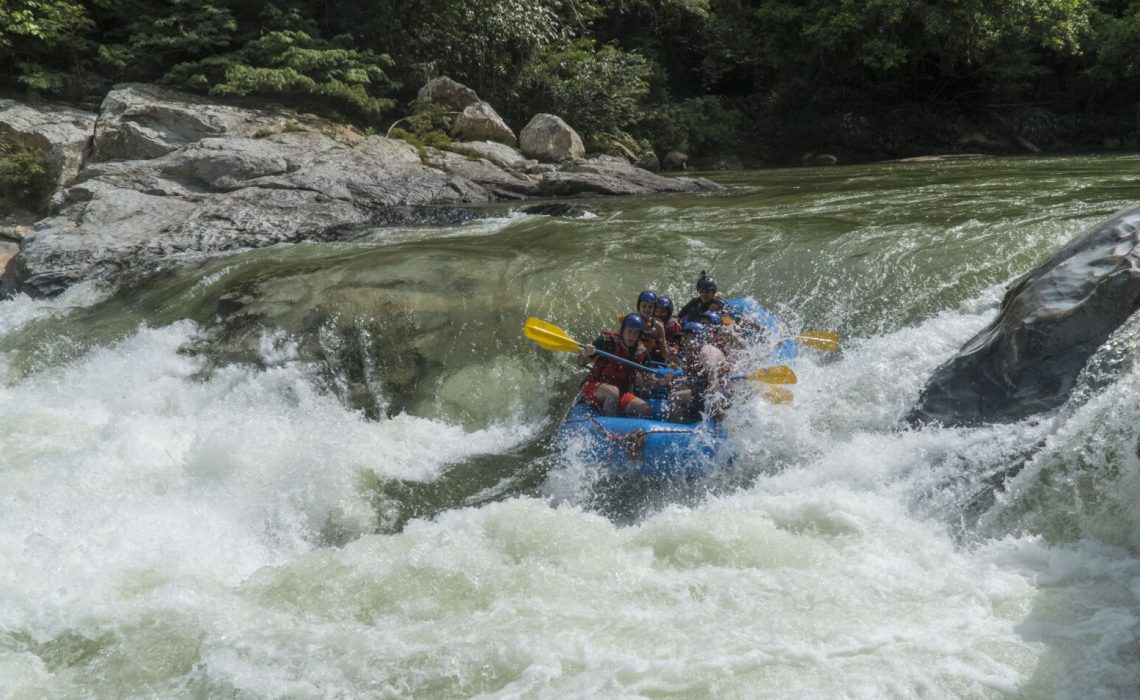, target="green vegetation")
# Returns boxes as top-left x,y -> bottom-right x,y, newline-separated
387,112 -> 453,153
0,138 -> 52,213
2,0 -> 1139,165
